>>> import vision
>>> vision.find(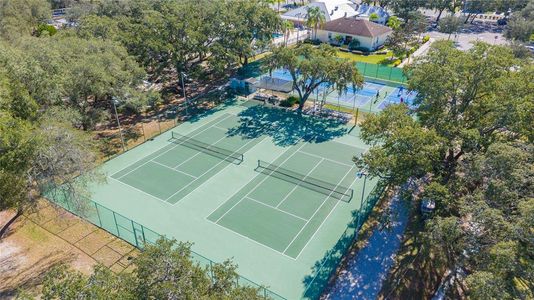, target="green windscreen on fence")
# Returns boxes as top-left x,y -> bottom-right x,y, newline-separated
355,62 -> 407,84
